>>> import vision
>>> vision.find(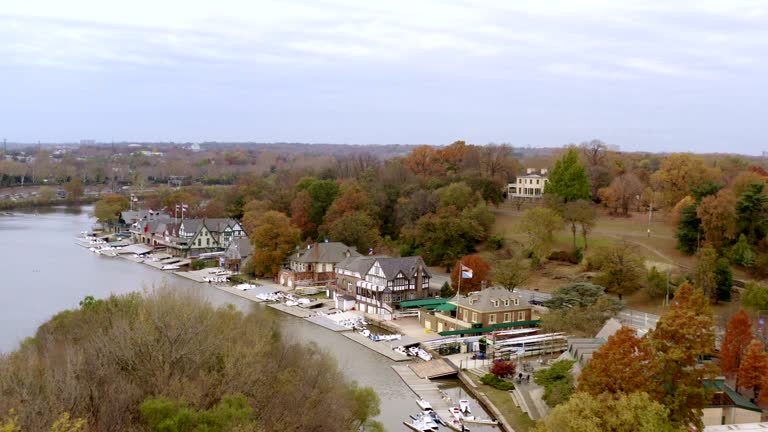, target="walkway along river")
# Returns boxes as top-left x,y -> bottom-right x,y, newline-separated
0,206 -> 499,432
